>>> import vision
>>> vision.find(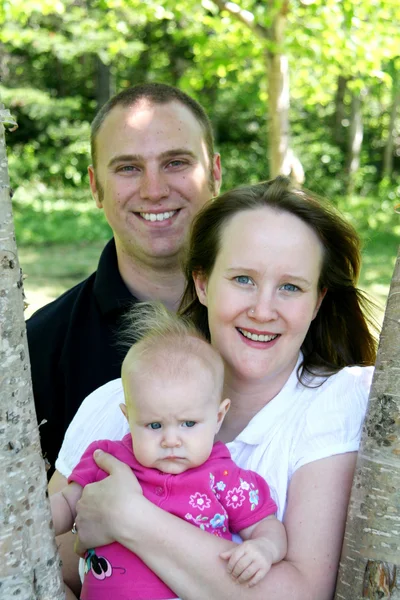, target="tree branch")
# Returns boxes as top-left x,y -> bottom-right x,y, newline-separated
210,0 -> 269,39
